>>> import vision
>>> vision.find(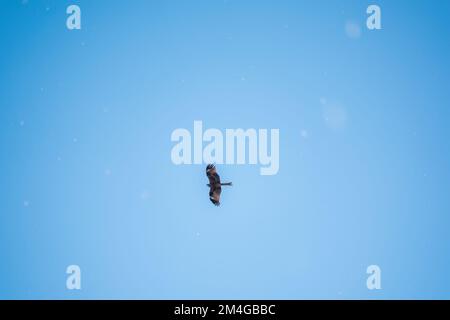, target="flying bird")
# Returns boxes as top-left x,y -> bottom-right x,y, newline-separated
206,164 -> 232,206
